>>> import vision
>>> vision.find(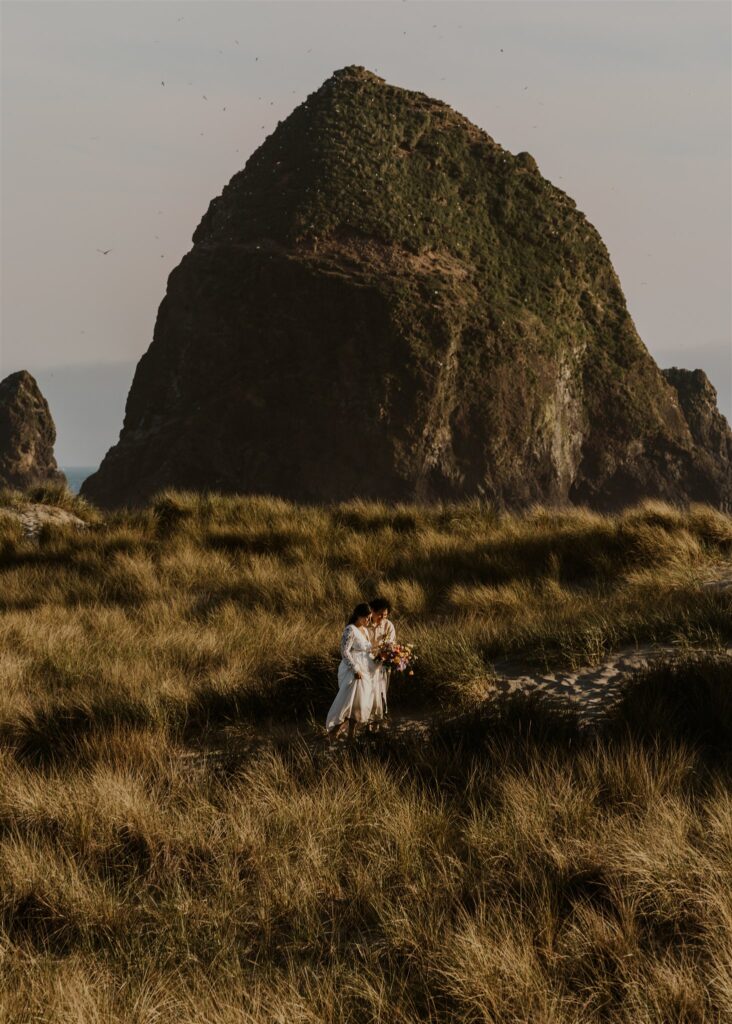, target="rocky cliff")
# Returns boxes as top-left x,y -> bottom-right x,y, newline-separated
82,65 -> 732,510
0,371 -> 66,491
